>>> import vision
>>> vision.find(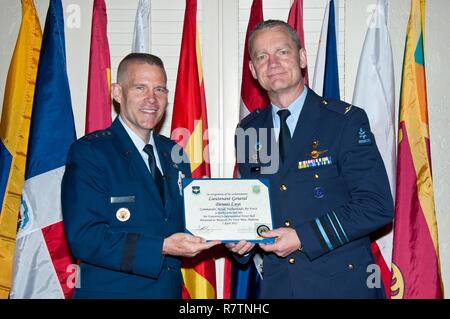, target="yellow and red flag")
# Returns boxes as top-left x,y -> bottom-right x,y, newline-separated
85,0 -> 112,134
0,0 -> 42,299
390,0 -> 443,299
171,0 -> 216,299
